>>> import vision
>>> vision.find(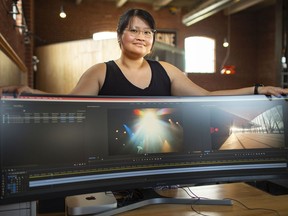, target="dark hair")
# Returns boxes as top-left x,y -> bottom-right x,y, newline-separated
117,9 -> 156,47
